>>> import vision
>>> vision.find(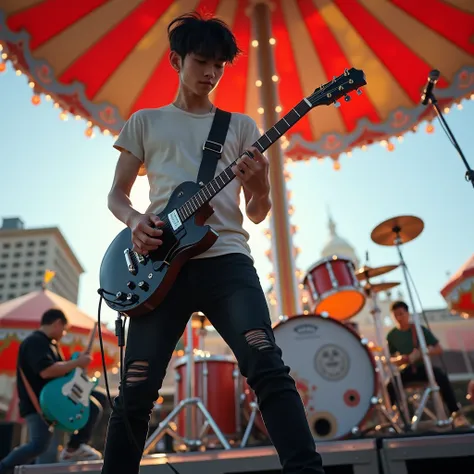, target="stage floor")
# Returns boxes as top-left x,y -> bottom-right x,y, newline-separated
12,431 -> 474,474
